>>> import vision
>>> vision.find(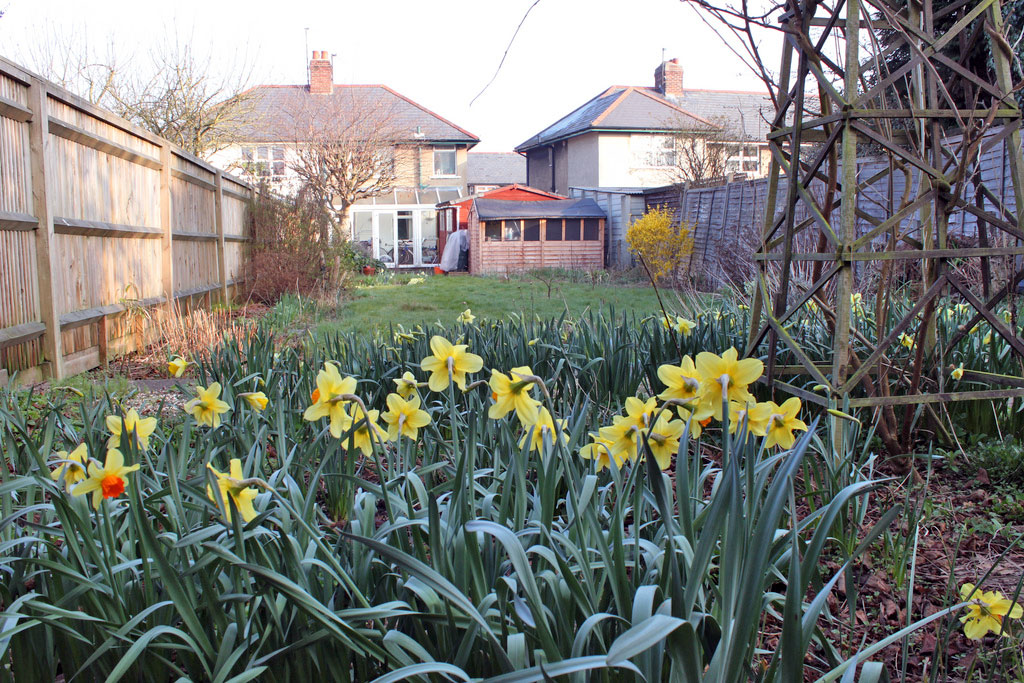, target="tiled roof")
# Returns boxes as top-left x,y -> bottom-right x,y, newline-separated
516,85 -> 772,151
233,85 -> 478,144
467,153 -> 526,184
